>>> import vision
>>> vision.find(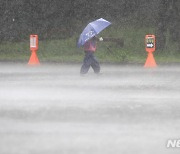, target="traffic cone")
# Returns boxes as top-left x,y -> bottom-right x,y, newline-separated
144,52 -> 157,68
28,50 -> 40,65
